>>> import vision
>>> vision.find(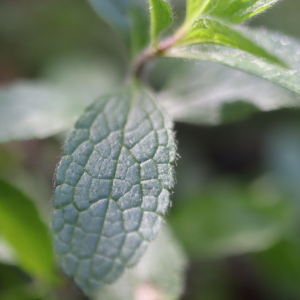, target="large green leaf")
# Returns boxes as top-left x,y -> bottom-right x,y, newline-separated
149,0 -> 173,45
156,59 -> 299,125
52,84 -> 176,294
185,0 -> 280,27
0,82 -> 87,143
176,18 -> 282,66
167,28 -> 300,94
0,179 -> 56,283
94,226 -> 187,300
168,178 -> 293,258
0,55 -> 121,144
